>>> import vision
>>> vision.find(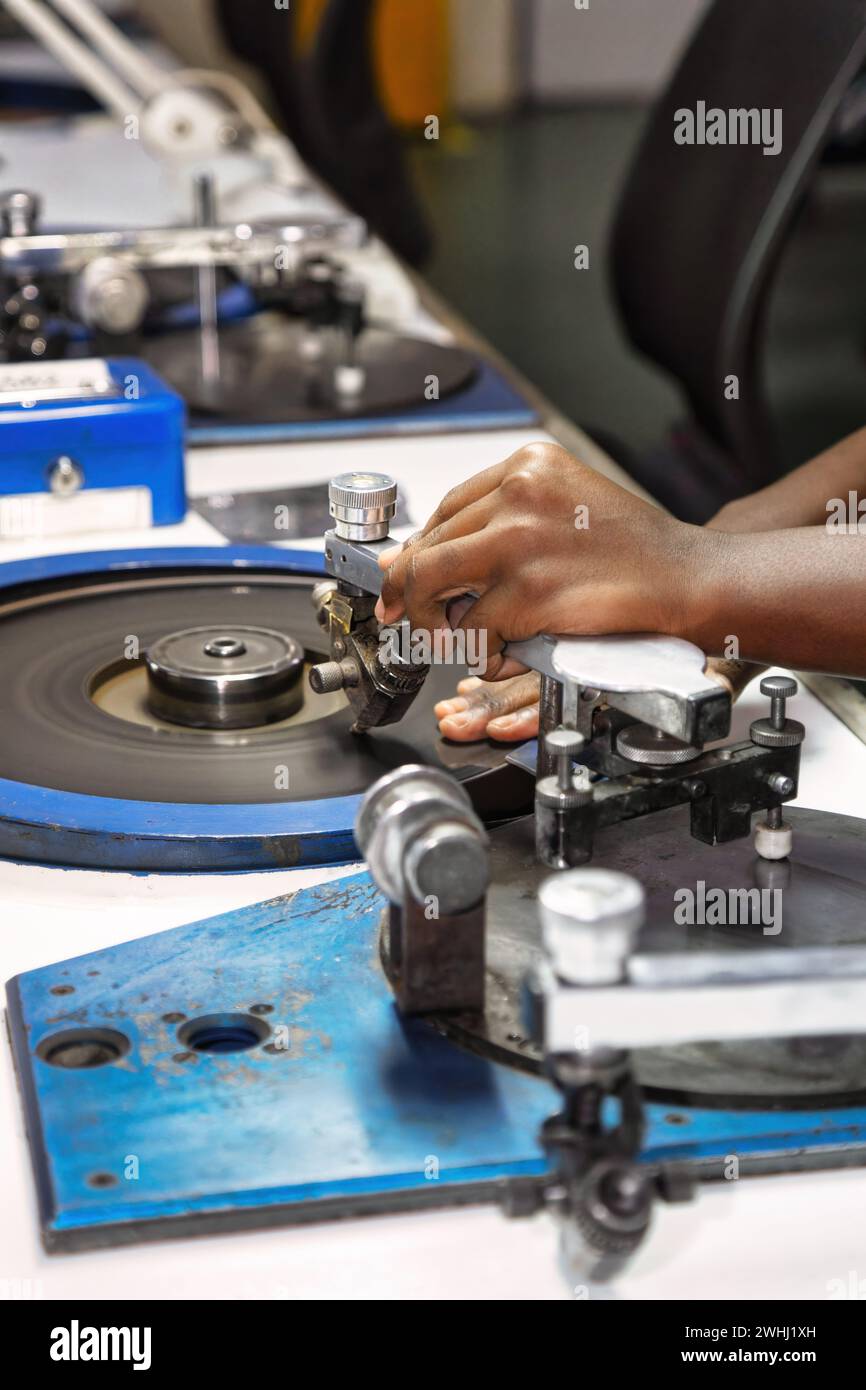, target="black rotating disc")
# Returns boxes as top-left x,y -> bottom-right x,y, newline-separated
425,805 -> 866,1108
0,564 -> 527,814
142,315 -> 478,423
